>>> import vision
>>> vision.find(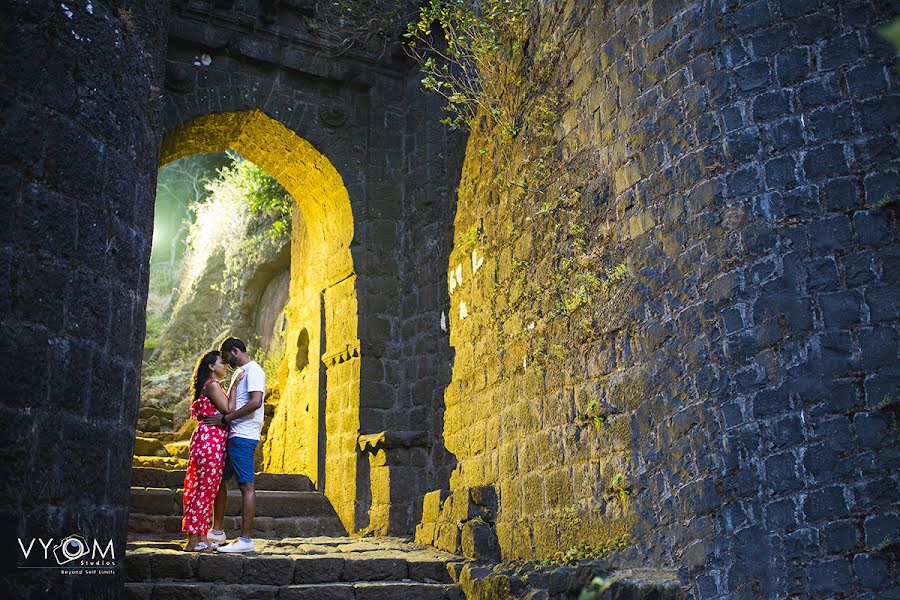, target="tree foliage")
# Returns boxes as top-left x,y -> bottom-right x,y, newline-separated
201,152 -> 293,243
405,0 -> 532,130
